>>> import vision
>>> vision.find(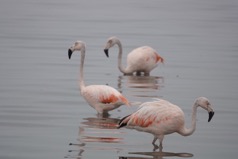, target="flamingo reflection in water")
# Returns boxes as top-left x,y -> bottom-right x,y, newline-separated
117,75 -> 164,101
78,117 -> 123,143
118,75 -> 164,90
119,151 -> 193,159
67,116 -> 123,159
